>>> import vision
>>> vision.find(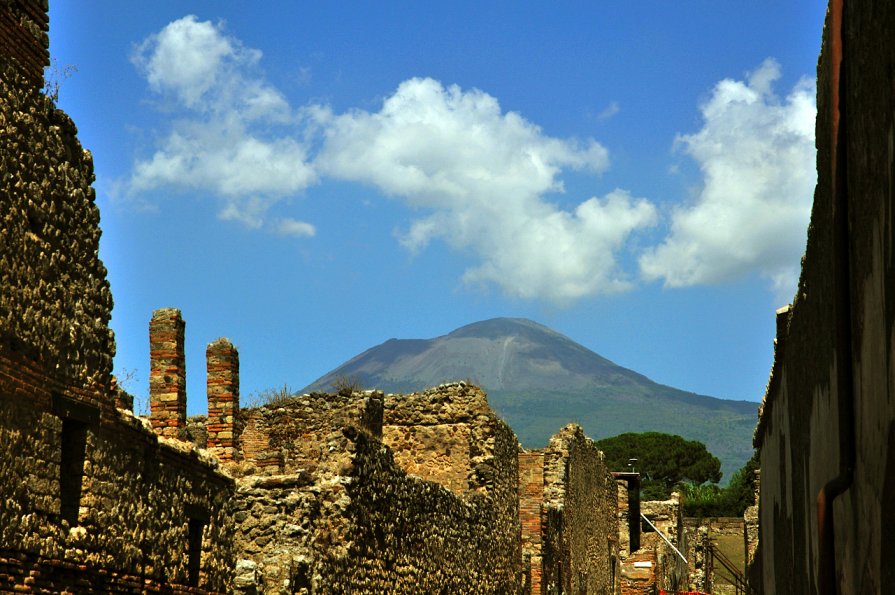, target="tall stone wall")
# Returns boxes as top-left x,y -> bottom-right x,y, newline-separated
0,4 -> 236,591
752,1 -> 895,592
529,424 -> 618,595
0,55 -> 114,398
